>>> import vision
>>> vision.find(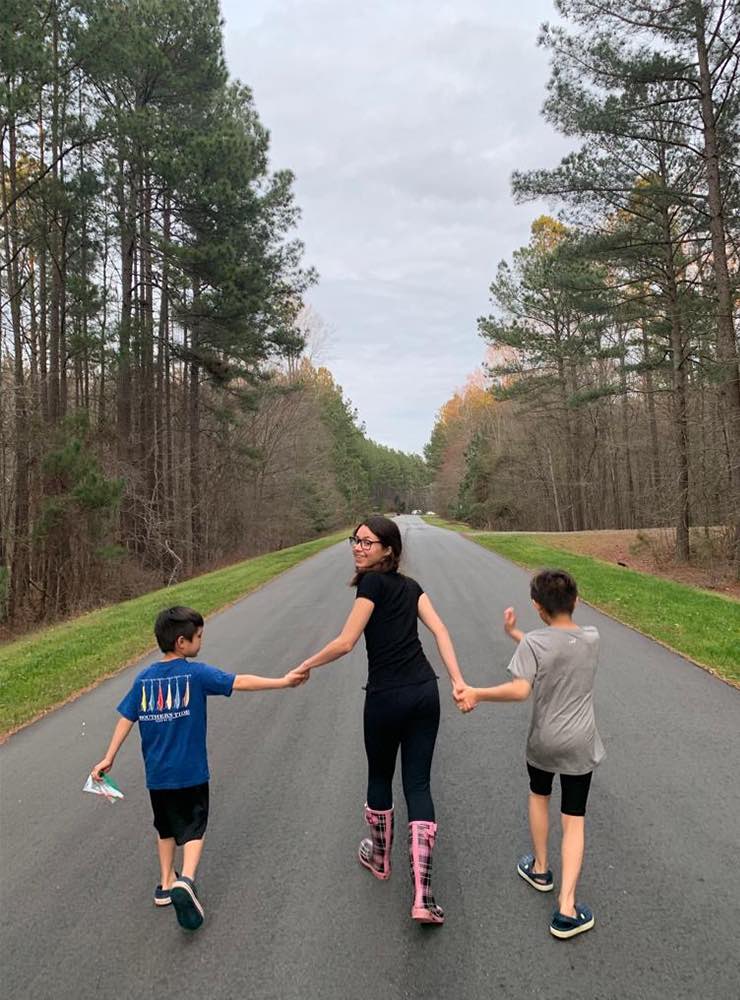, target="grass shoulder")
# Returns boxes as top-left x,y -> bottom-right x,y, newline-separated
425,518 -> 740,685
422,515 -> 471,532
0,530 -> 347,739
